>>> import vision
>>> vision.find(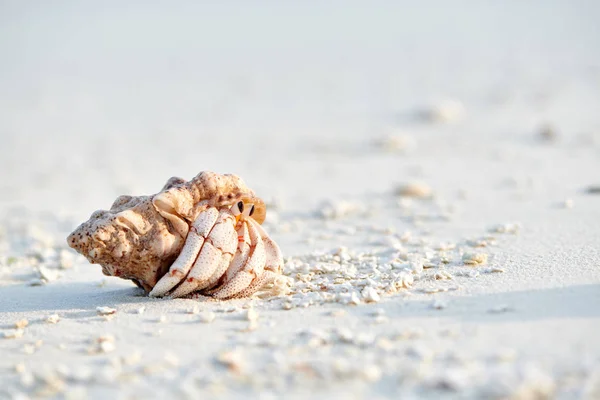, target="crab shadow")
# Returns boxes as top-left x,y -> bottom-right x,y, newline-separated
0,282 -> 151,314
